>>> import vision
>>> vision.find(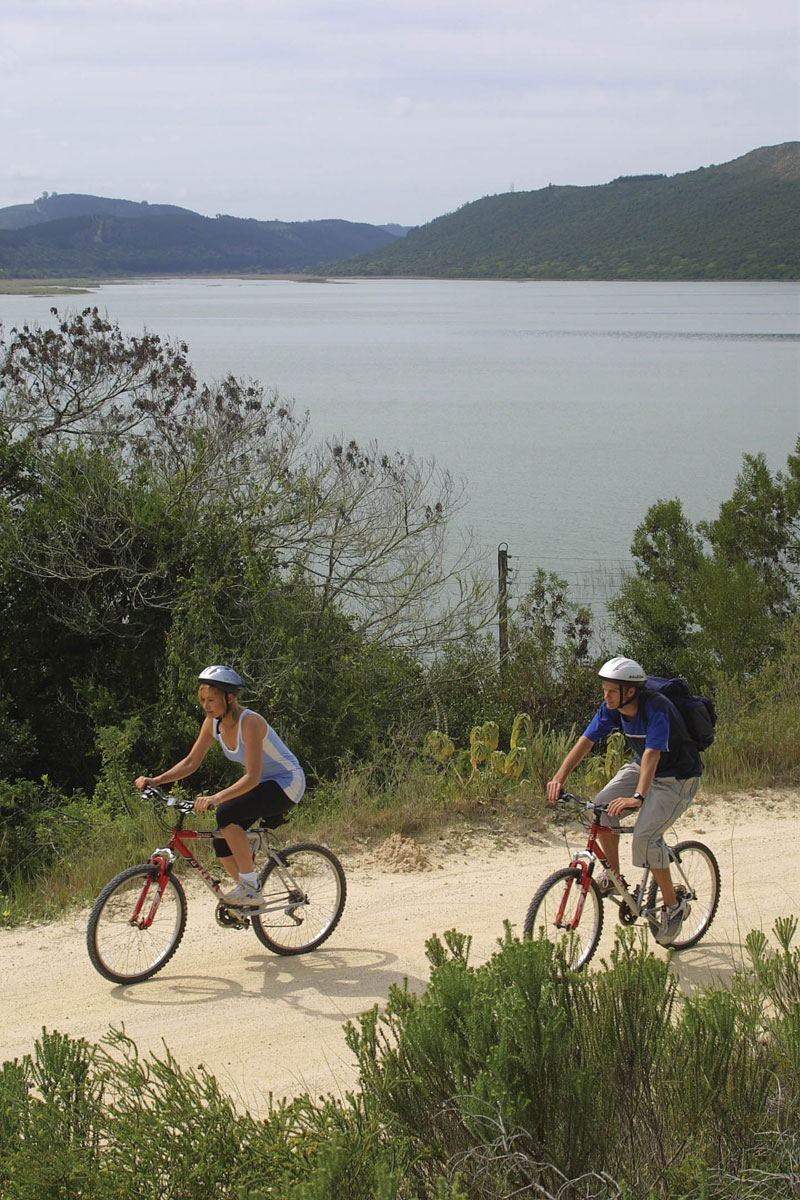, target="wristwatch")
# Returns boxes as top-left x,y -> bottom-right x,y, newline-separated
633,791 -> 646,803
